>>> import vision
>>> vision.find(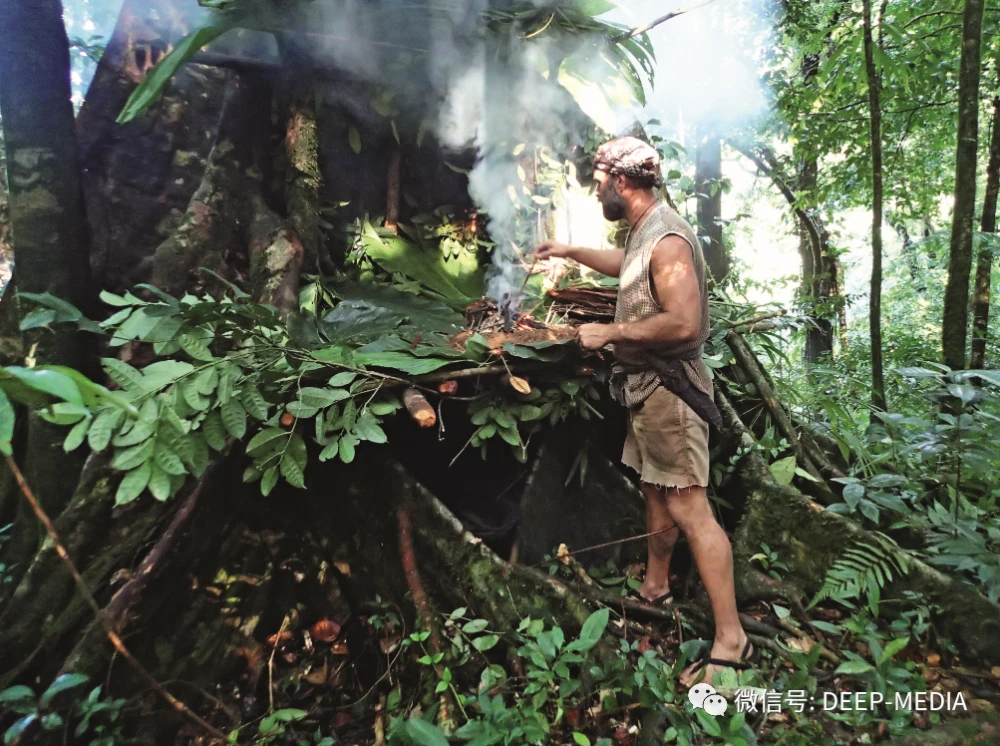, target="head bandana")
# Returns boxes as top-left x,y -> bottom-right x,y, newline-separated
593,137 -> 662,187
